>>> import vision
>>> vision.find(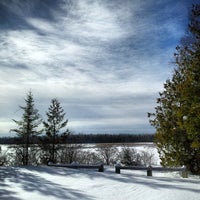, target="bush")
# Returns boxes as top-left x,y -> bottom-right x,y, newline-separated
119,146 -> 142,166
